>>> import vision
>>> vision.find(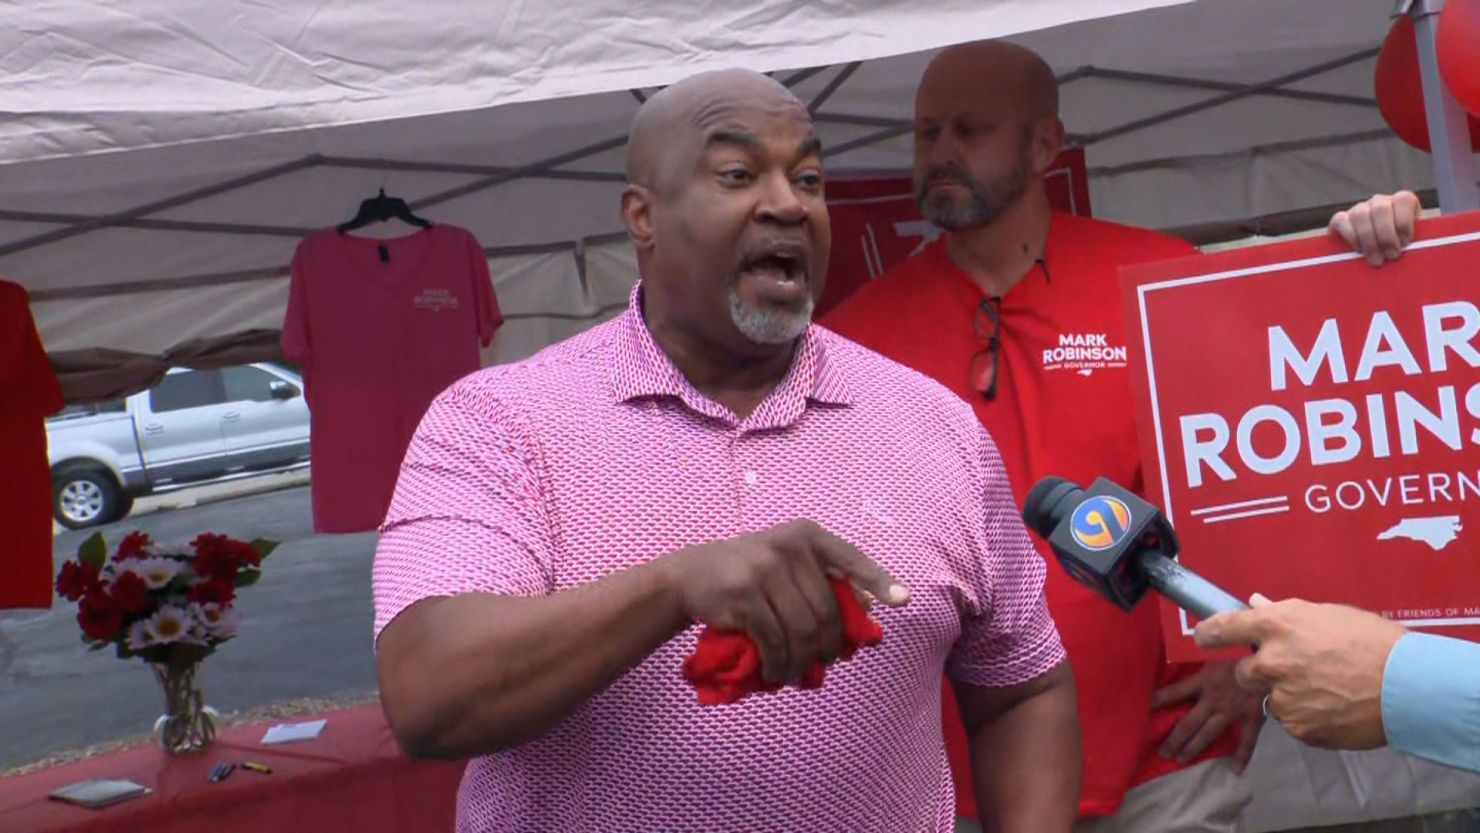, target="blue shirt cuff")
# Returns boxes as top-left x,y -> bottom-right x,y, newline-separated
1381,632 -> 1480,773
